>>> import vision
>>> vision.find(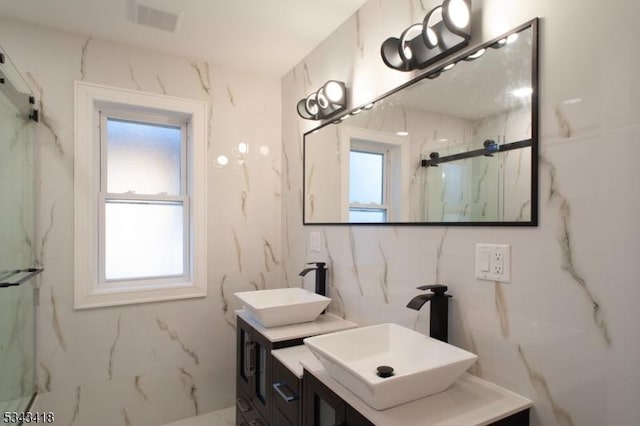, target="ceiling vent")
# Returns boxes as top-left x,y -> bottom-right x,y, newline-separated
134,3 -> 180,33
